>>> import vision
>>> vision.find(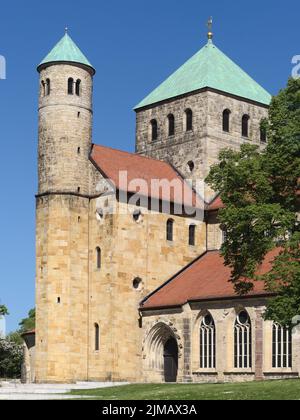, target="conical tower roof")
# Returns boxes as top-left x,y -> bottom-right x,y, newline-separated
38,33 -> 95,74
